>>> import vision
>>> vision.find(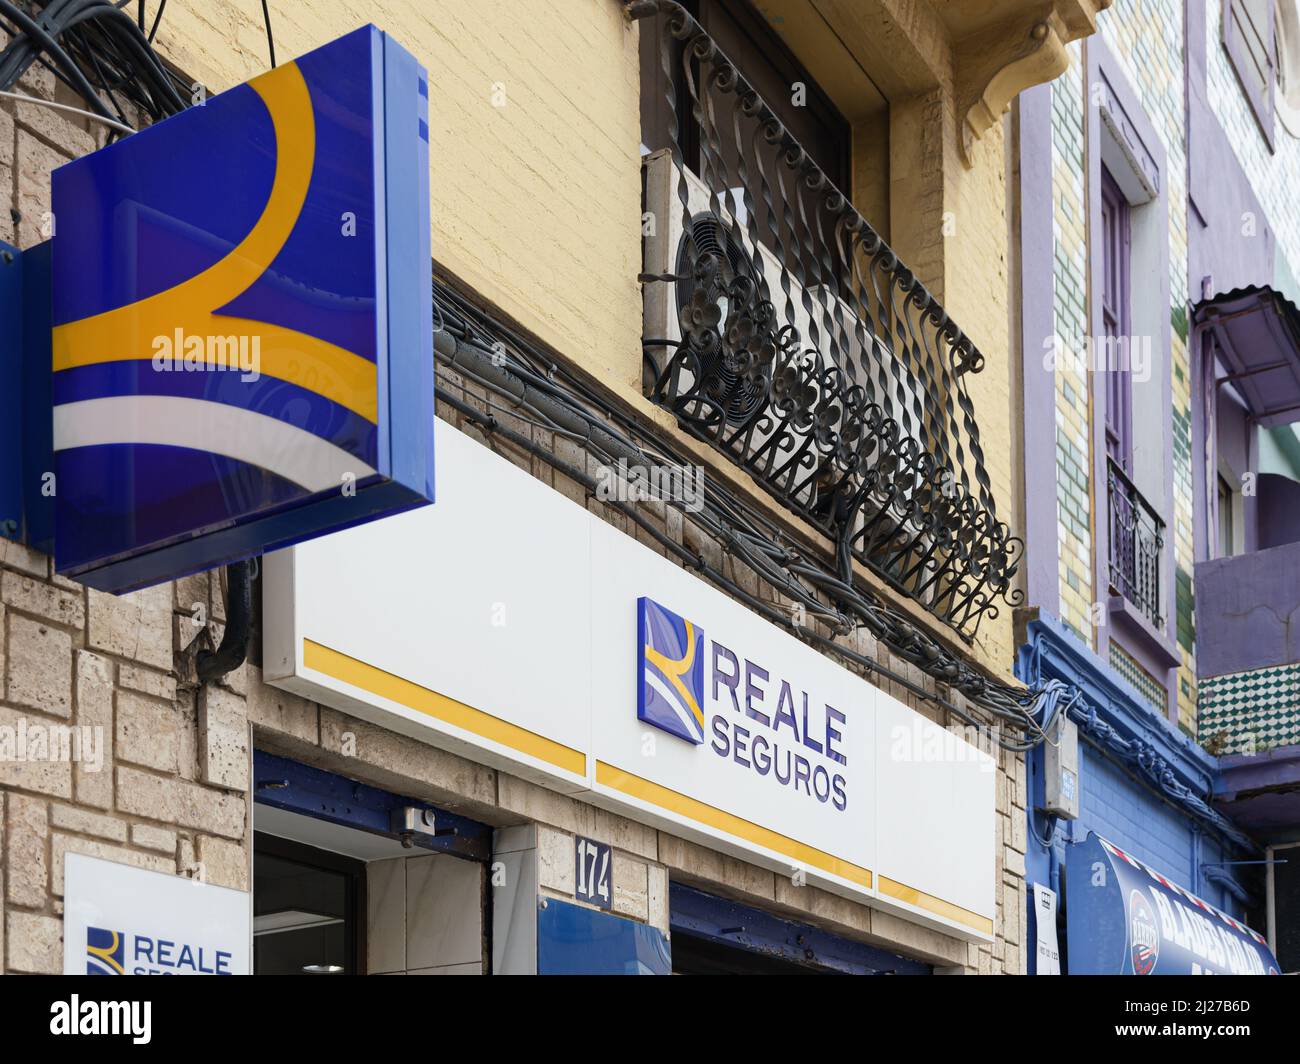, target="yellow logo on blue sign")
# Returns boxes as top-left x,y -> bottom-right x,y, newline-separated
638,597 -> 705,744
86,926 -> 125,975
